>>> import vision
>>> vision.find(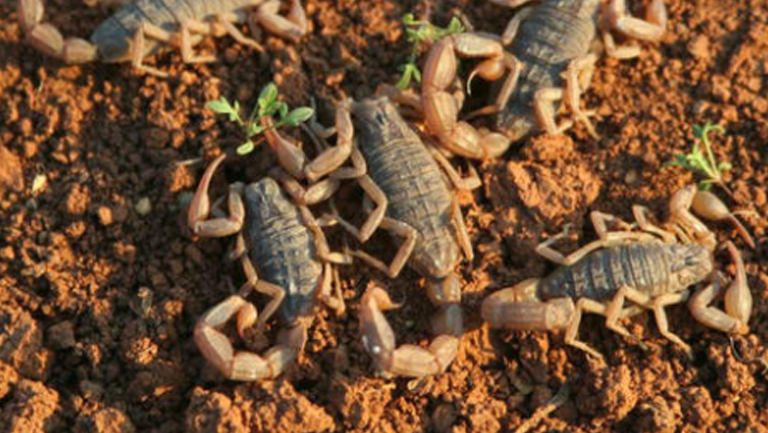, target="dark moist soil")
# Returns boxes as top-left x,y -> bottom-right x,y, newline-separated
1,0 -> 767,432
